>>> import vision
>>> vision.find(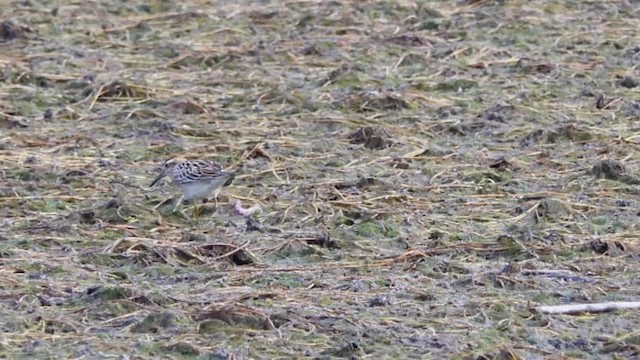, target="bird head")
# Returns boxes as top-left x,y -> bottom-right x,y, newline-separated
149,157 -> 185,187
